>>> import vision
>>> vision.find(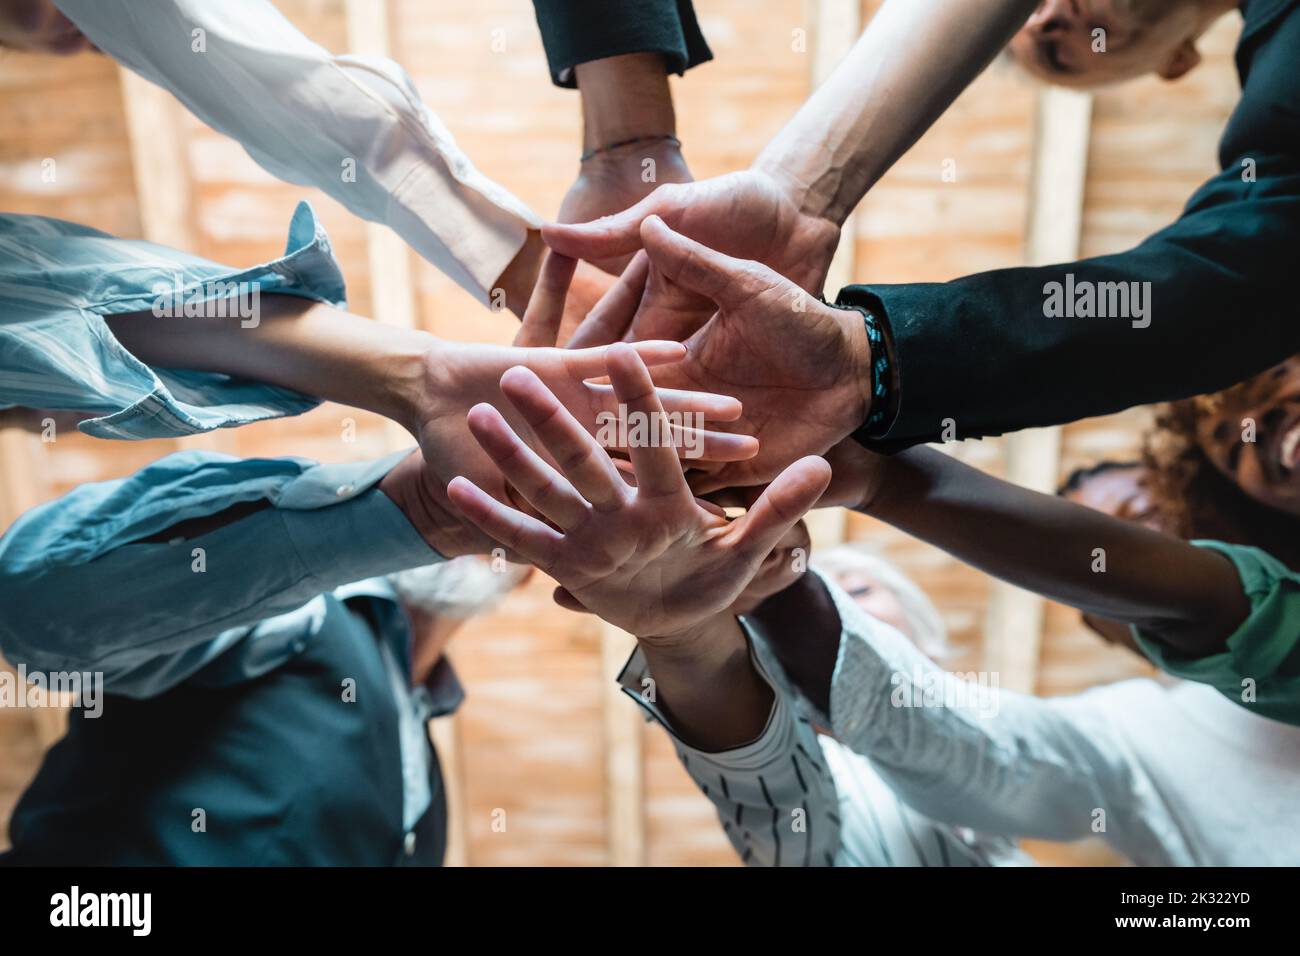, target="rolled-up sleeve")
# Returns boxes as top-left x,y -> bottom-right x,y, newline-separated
0,202 -> 344,440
